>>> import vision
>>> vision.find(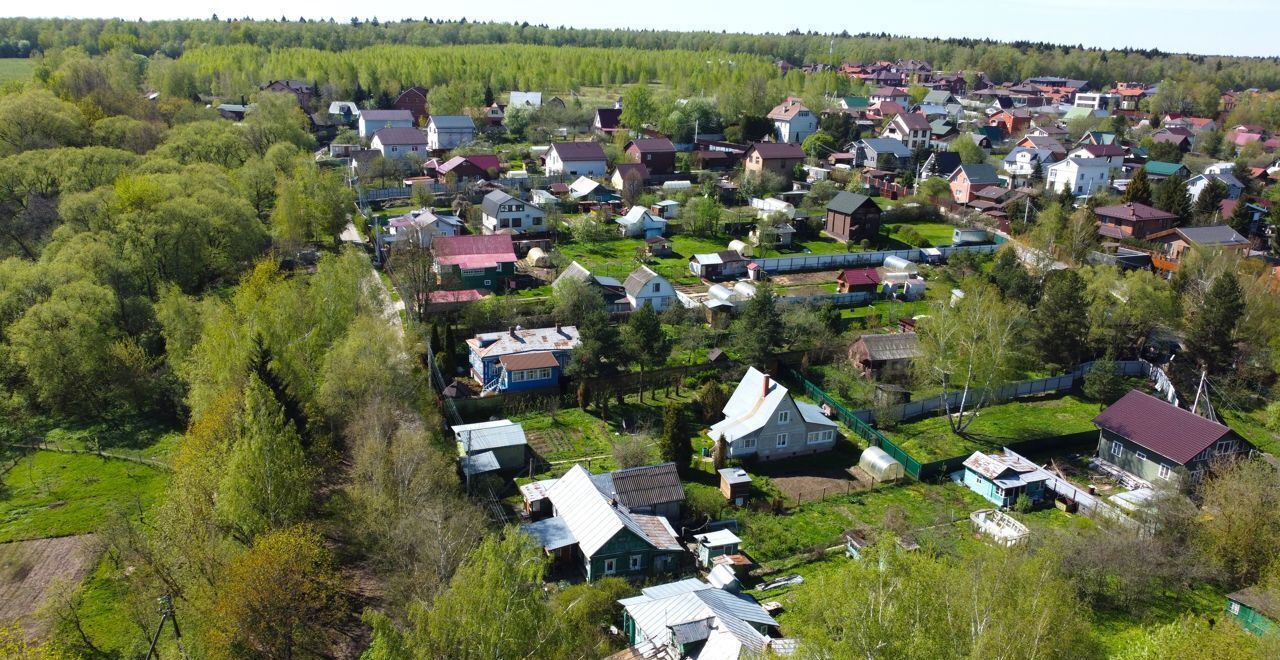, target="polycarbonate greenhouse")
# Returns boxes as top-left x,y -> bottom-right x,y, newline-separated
859,446 -> 905,483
